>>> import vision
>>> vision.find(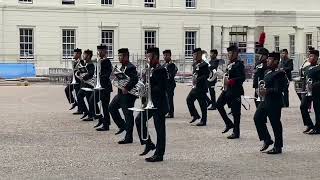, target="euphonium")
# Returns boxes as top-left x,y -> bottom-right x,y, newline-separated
111,65 -> 146,97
